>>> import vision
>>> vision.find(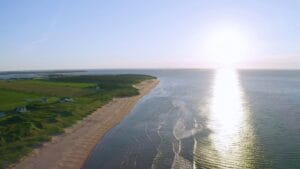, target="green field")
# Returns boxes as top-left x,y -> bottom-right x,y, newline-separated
0,74 -> 155,168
